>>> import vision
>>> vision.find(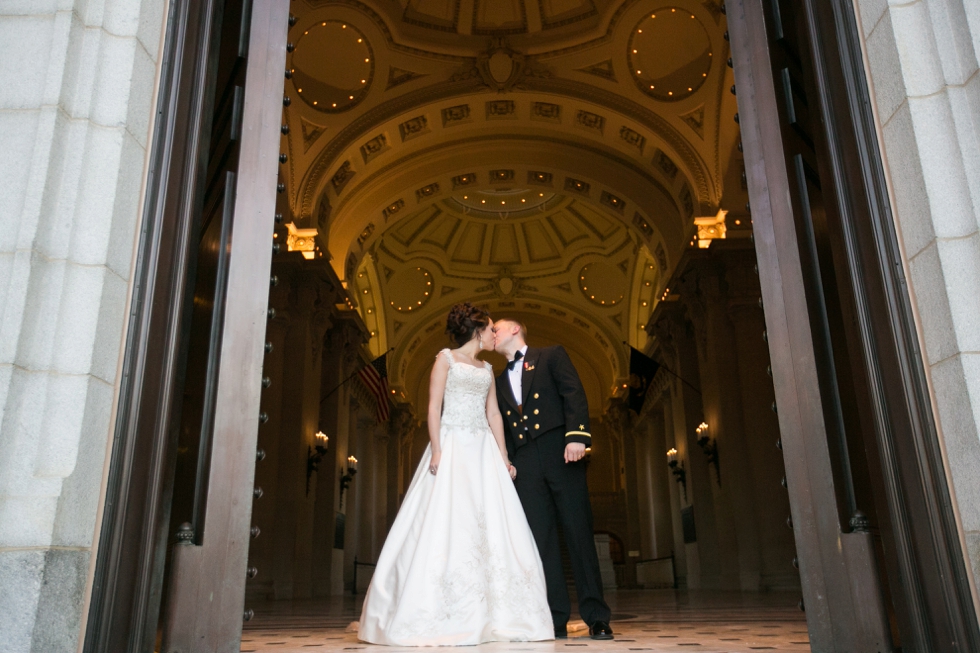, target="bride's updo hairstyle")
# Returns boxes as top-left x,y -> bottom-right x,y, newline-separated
445,302 -> 491,347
